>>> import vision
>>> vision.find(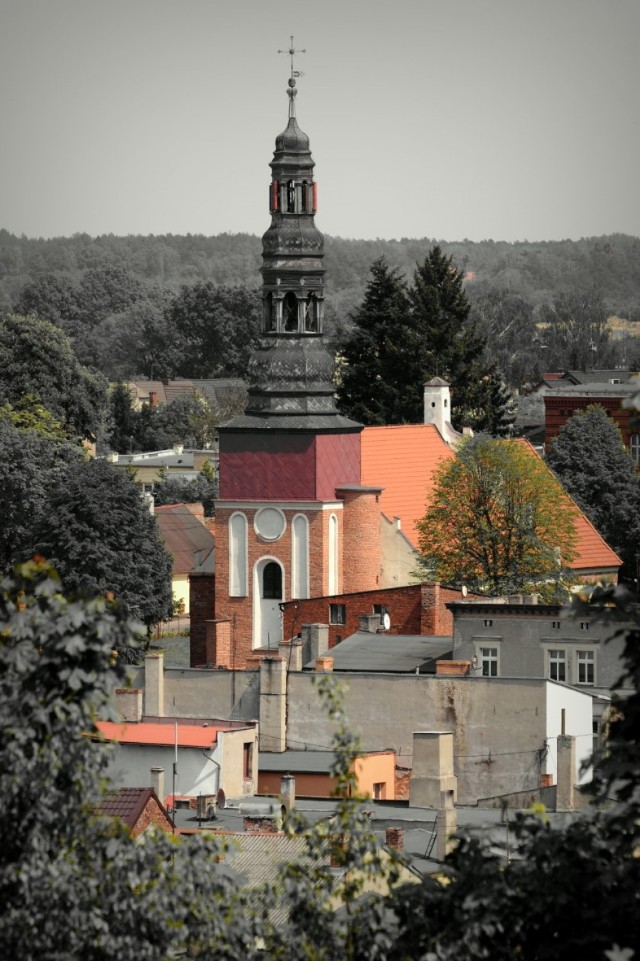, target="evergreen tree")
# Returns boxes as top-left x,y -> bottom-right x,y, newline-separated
472,368 -> 517,437
336,257 -> 411,424
408,245 -> 492,430
546,404 -> 640,583
108,382 -> 137,453
33,458 -> 173,632
153,460 -> 218,516
337,248 -> 509,430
